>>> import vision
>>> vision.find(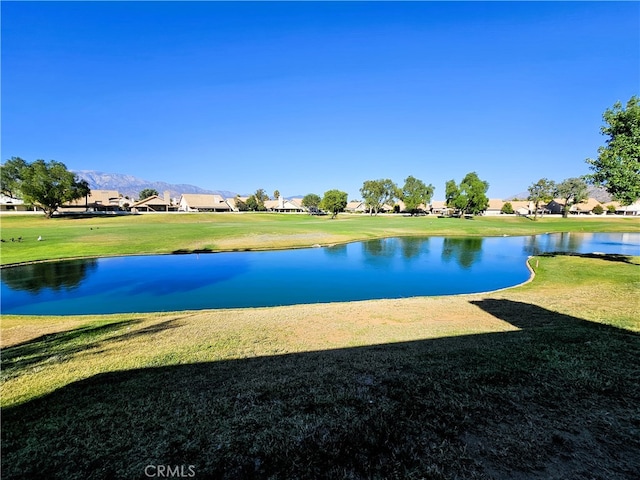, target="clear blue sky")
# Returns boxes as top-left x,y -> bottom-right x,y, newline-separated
2,1 -> 638,200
